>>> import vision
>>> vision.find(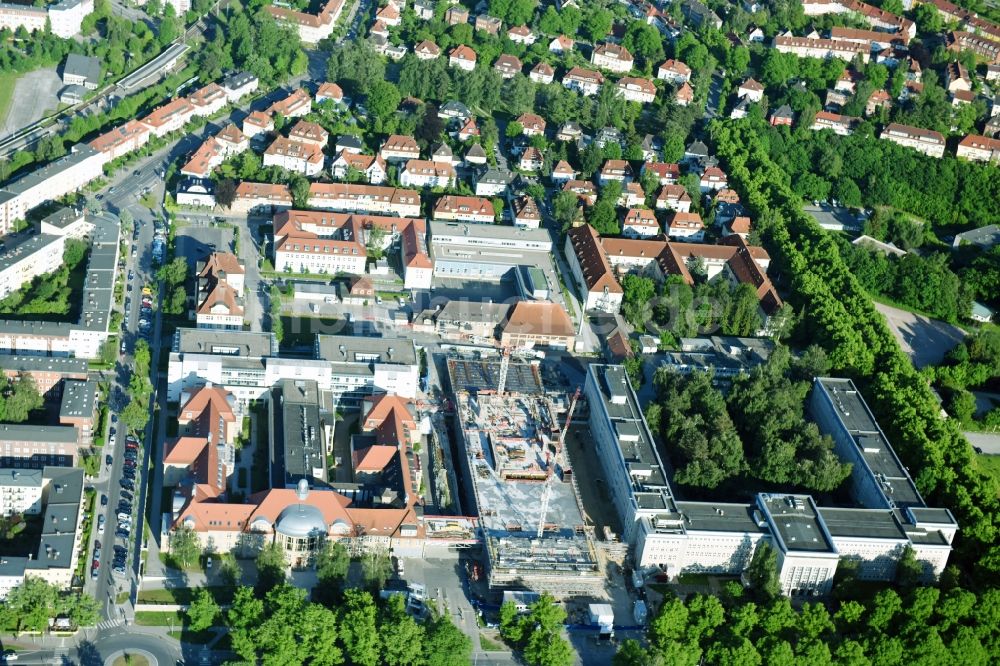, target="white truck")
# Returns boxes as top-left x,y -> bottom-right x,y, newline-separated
588,603 -> 614,640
